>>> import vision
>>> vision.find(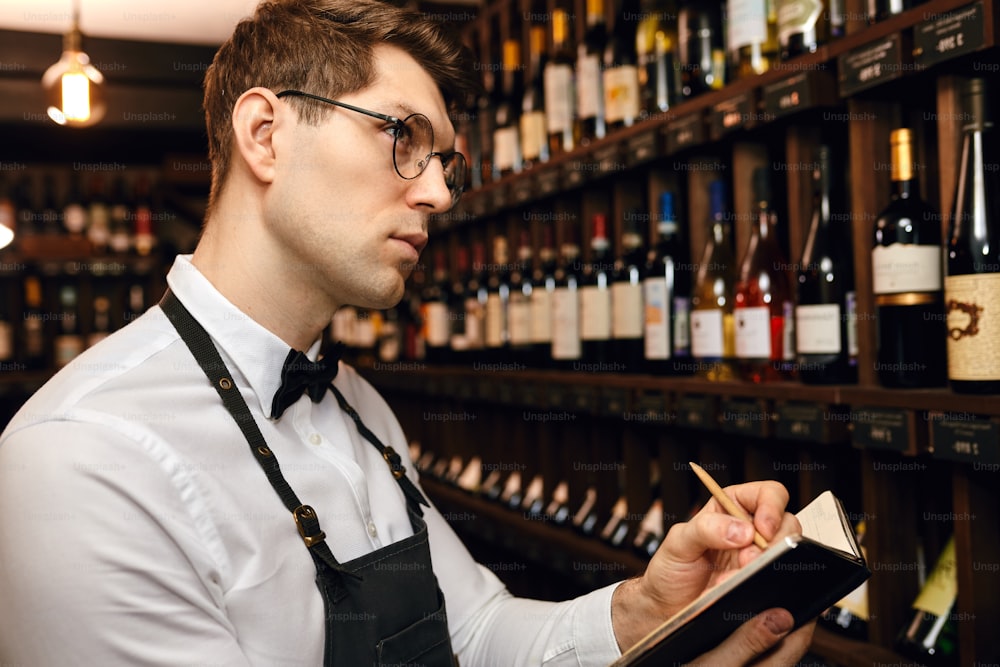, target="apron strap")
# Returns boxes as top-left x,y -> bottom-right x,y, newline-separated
158,289 -> 358,582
